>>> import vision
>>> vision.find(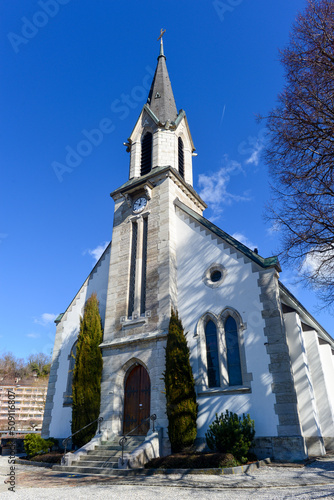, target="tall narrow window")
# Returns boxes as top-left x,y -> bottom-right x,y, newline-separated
128,221 -> 138,318
178,137 -> 184,179
141,132 -> 152,176
205,320 -> 220,387
140,217 -> 148,315
225,316 -> 242,386
64,341 -> 77,405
